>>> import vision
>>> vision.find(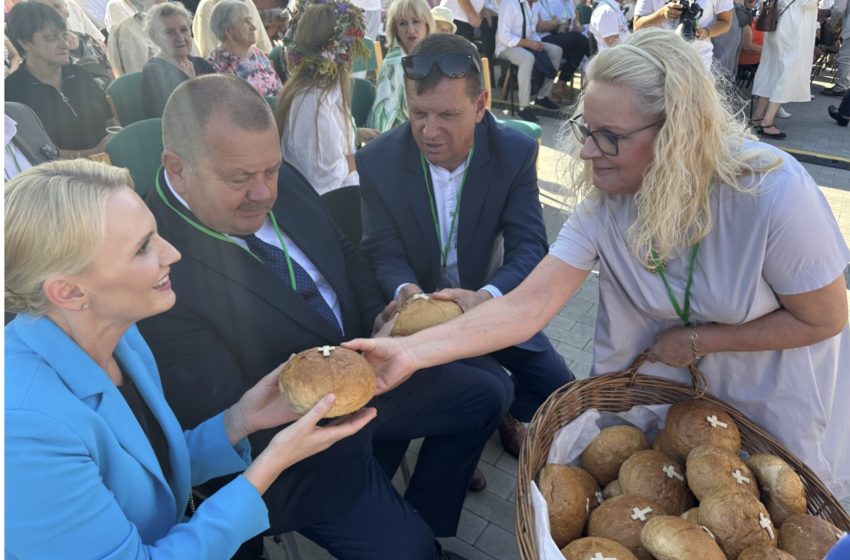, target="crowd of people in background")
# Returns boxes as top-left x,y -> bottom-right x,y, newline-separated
4,0 -> 849,557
